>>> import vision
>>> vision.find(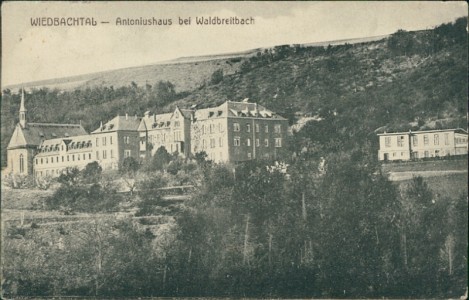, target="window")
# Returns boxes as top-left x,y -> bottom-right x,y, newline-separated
210,124 -> 215,133
424,135 -> 429,145
124,136 -> 130,144
255,124 -> 260,132
435,150 -> 440,157
201,125 -> 205,134
424,150 -> 429,158
174,121 -> 180,128
265,125 -> 269,133
19,154 -> 24,173
256,139 -> 260,147
247,138 -> 251,146
46,158 -> 48,164
124,150 -> 131,158
233,123 -> 240,132
275,138 -> 282,147
41,158 -> 43,164
103,150 -> 107,159
234,137 -> 241,146
111,150 -> 114,158
36,158 -> 38,165
89,153 -> 91,160
264,139 -> 269,147
210,138 -> 216,148
445,133 -> 450,145
110,136 -> 113,144
385,137 -> 391,147
412,136 -> 418,146
219,137 -> 223,147
397,136 -> 404,147
72,155 -> 75,161
434,134 -> 439,145
218,123 -> 224,132
78,155 -> 81,161
246,124 -> 251,132
67,155 -> 70,161
103,137 -> 106,146
96,151 -> 99,160
274,124 -> 281,133
248,153 -> 252,159
83,154 -> 86,160
96,138 -> 99,147
62,156 -> 64,162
